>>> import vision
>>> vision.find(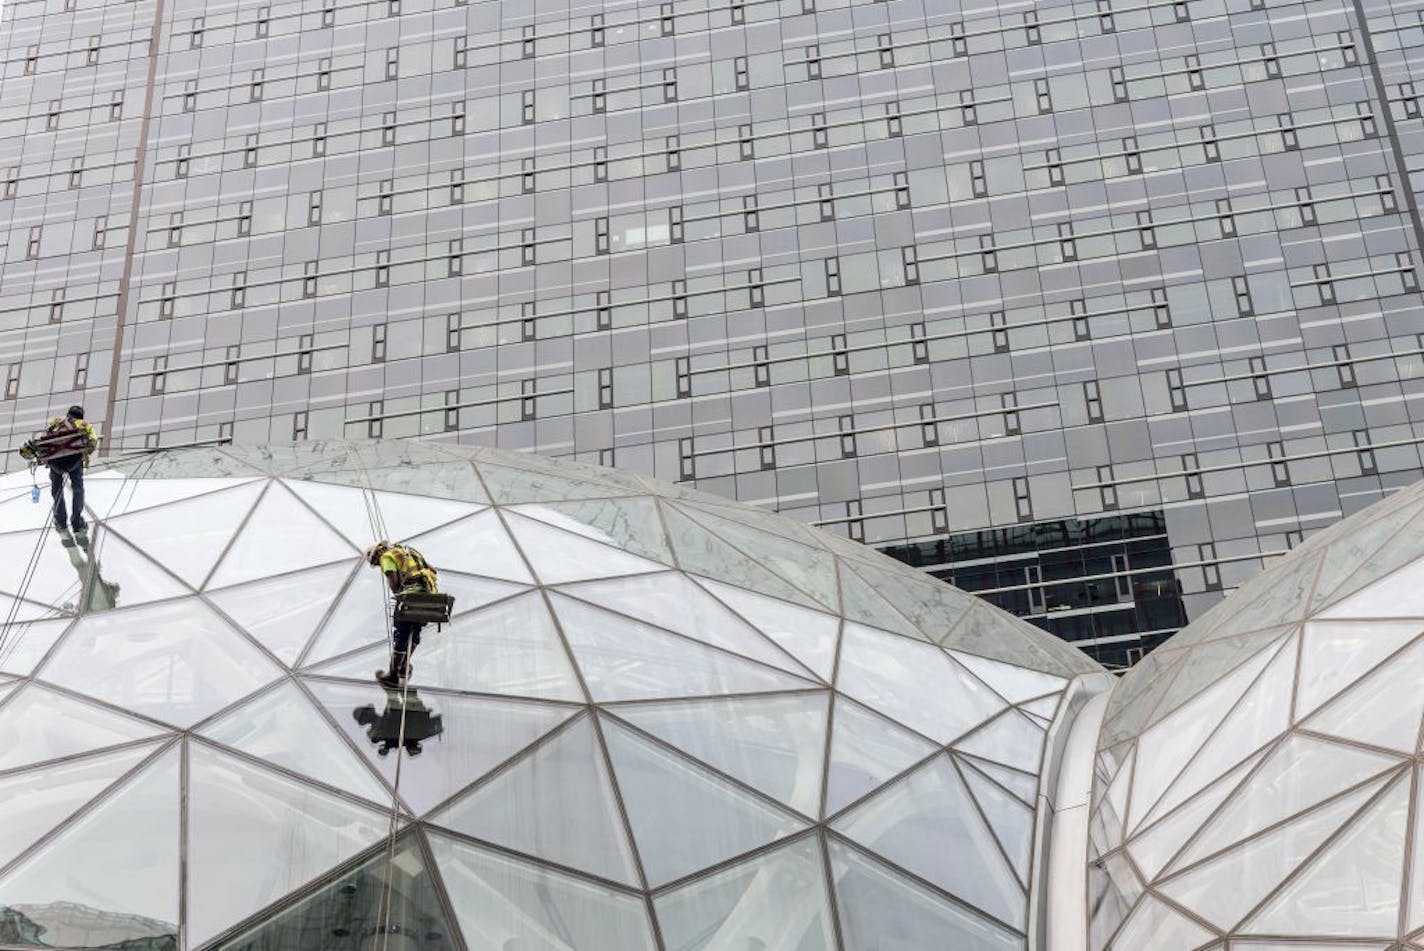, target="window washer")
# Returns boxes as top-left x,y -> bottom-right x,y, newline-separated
19,406 -> 99,538
365,540 -> 439,688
